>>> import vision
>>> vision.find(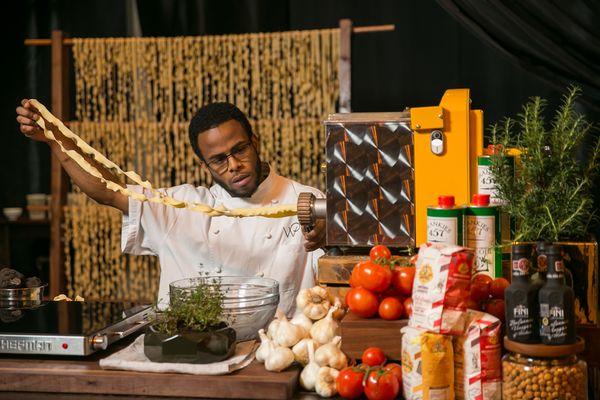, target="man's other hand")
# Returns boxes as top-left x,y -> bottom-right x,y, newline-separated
303,219 -> 325,252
